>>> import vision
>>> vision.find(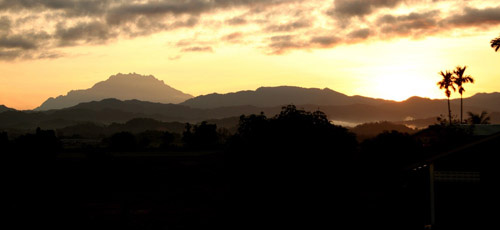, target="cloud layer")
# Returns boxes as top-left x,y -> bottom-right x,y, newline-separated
1,0 -> 499,60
